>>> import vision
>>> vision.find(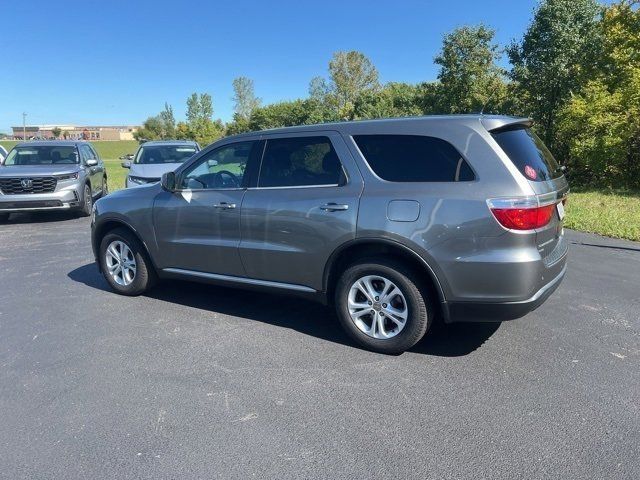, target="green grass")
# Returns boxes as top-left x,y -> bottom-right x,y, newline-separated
0,140 -> 19,151
565,189 -> 640,242
104,159 -> 128,191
